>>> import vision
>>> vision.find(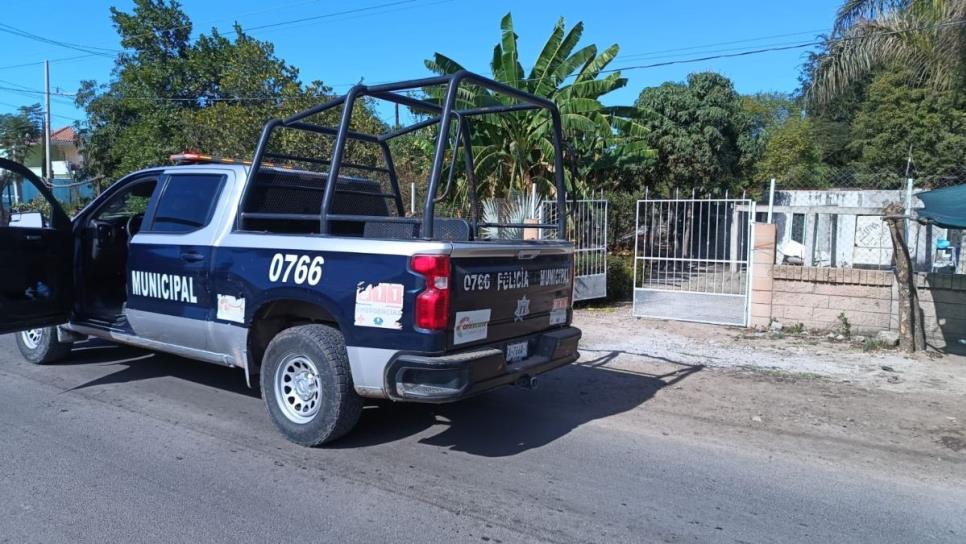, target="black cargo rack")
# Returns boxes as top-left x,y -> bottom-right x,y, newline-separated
236,70 -> 568,240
